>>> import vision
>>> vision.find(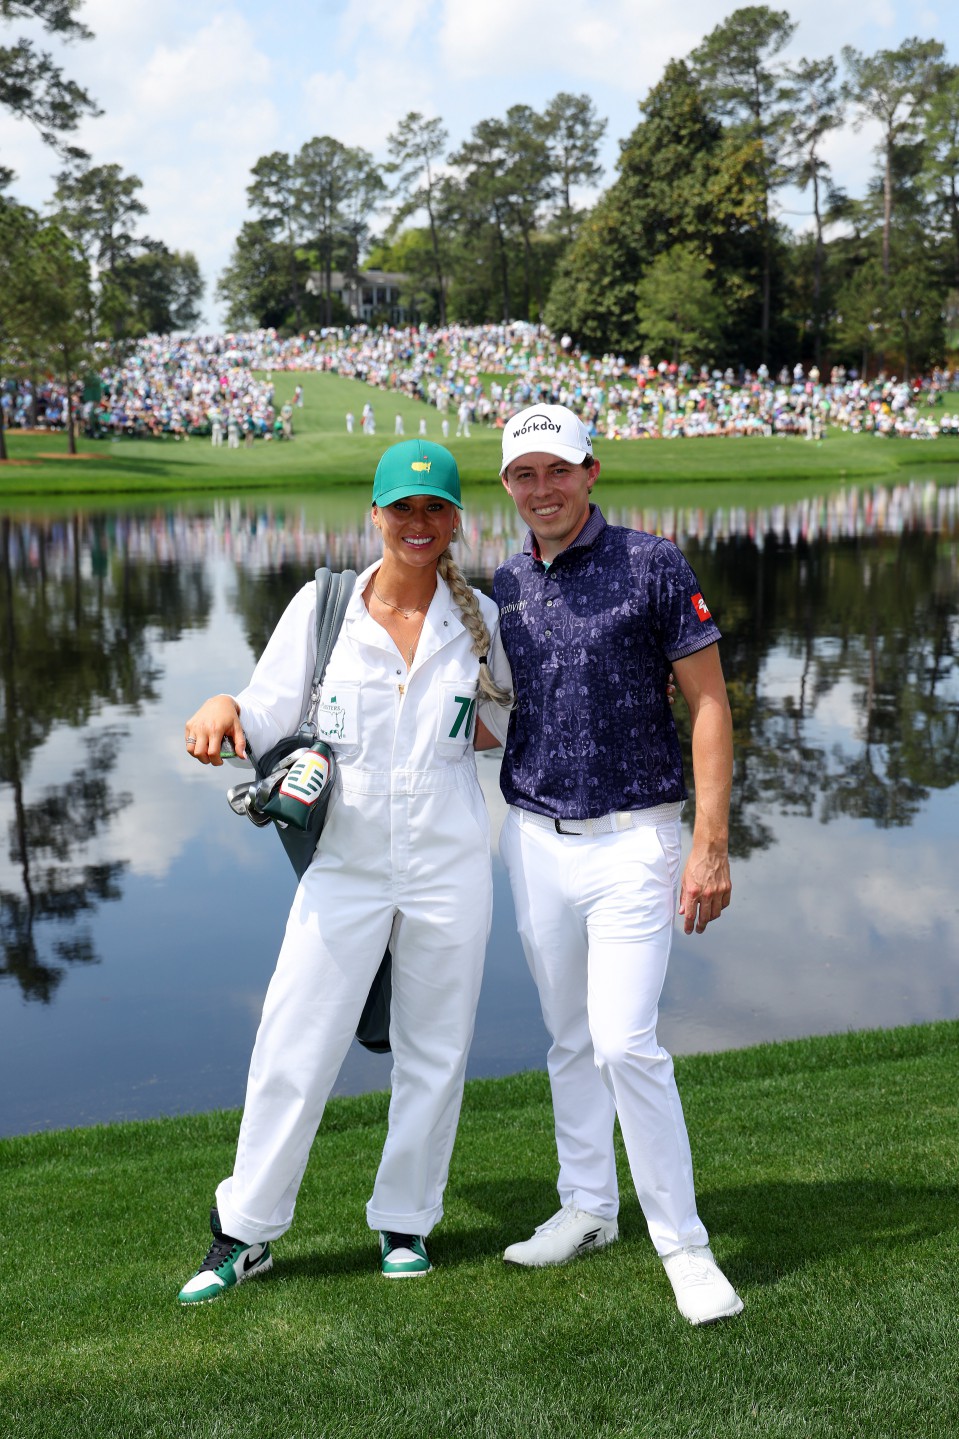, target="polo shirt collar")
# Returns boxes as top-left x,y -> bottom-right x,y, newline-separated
523,503 -> 607,563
